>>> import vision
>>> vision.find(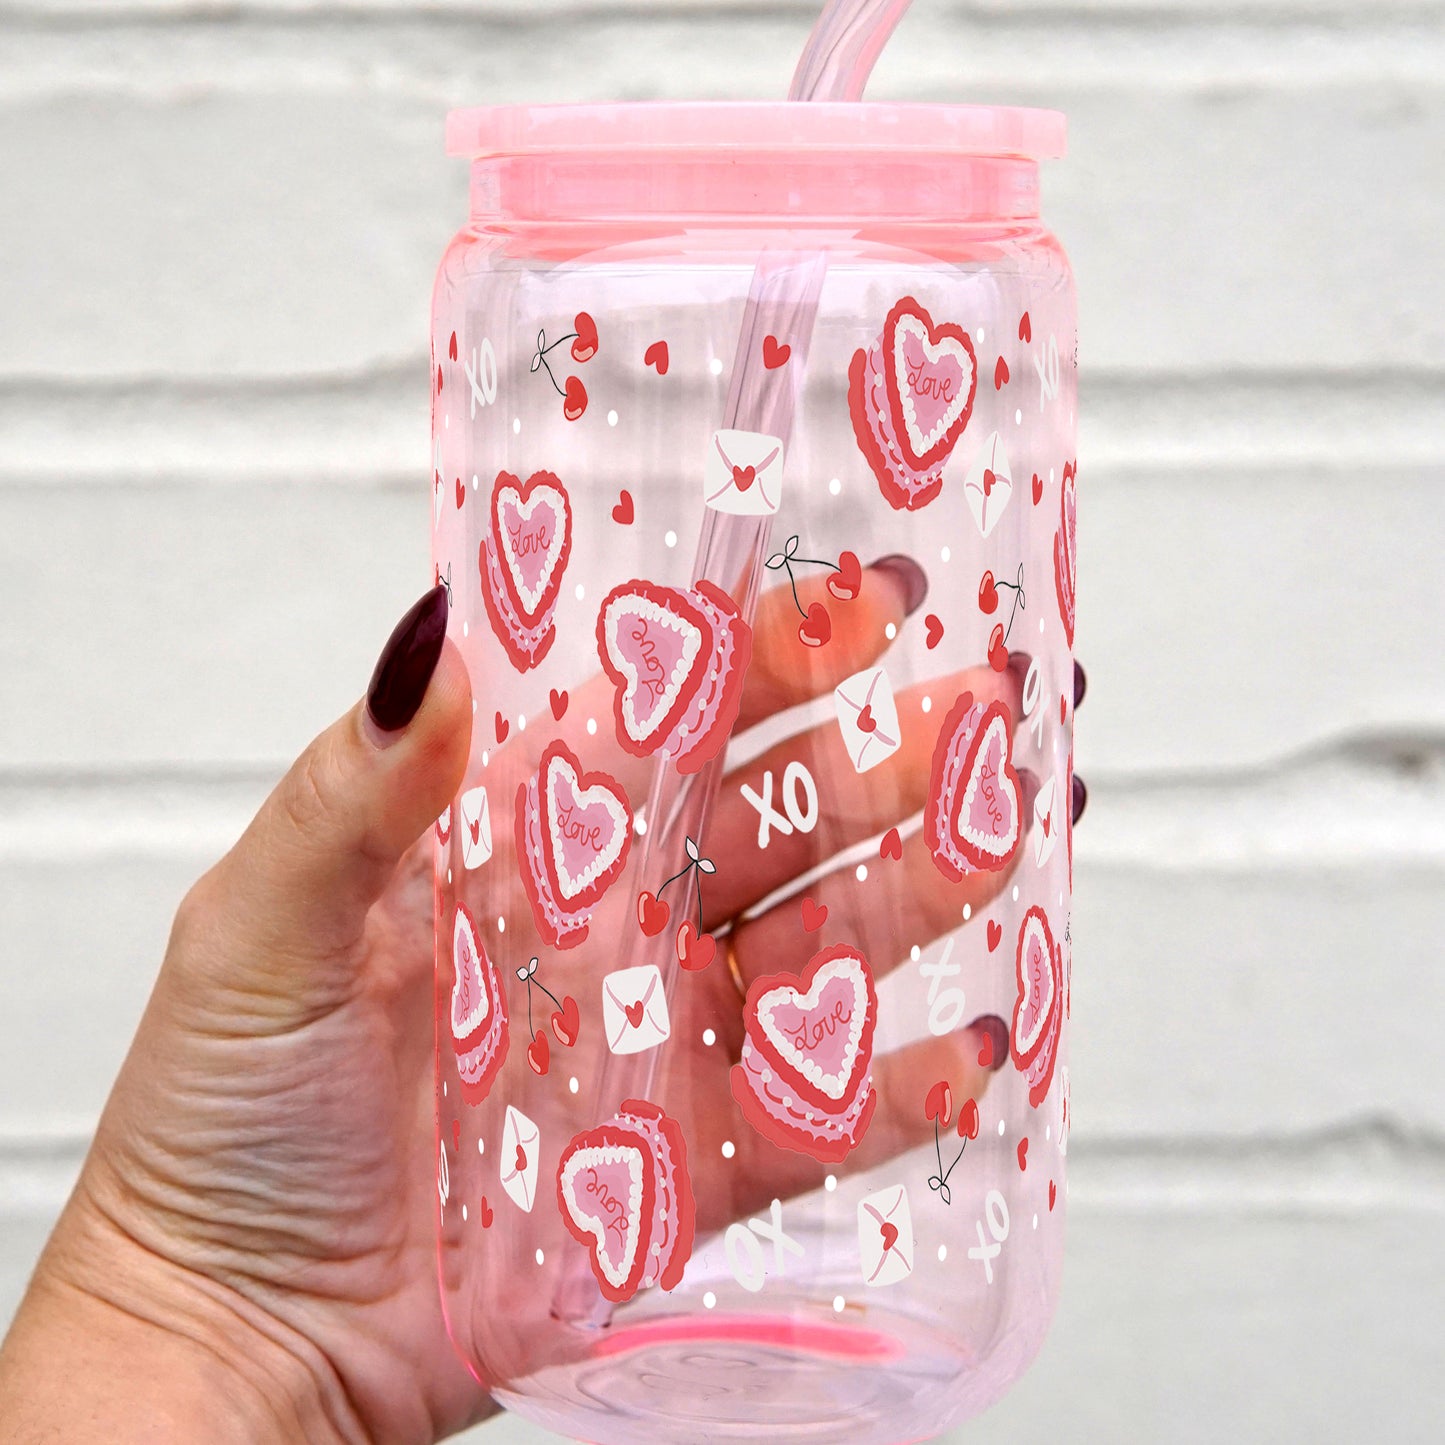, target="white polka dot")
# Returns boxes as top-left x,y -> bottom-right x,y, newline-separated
855,863 -> 868,882
1049,467 -> 1056,482
569,1076 -> 579,1094
634,816 -> 647,836
921,695 -> 932,713
1039,617 -> 1046,633
513,417 -> 521,435
998,1119 -> 1007,1136
575,583 -> 585,601
721,1140 -> 735,1159
1015,408 -> 1023,425
941,546 -> 951,563
976,327 -> 986,343
535,1248 -> 545,1266
1046,1125 -> 1052,1140
824,1175 -> 837,1192
586,717 -> 597,735
471,474 -> 479,490
709,357 -> 724,376
477,1138 -> 485,1155
832,1296 -> 845,1313
665,530 -> 678,548
607,409 -> 619,427
1032,1213 -> 1039,1230
828,477 -> 842,496
910,945 -> 921,962
447,868 -> 452,885
962,903 -> 972,921
1012,885 -> 1020,902
442,1081 -> 447,1097
884,622 -> 897,640
702,1028 -> 716,1046
497,916 -> 506,933
462,1203 -> 468,1221
703,1291 -> 717,1309
518,713 -> 527,731
938,1245 -> 947,1262
444,414 -> 449,429
482,749 -> 490,766
462,621 -> 469,637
